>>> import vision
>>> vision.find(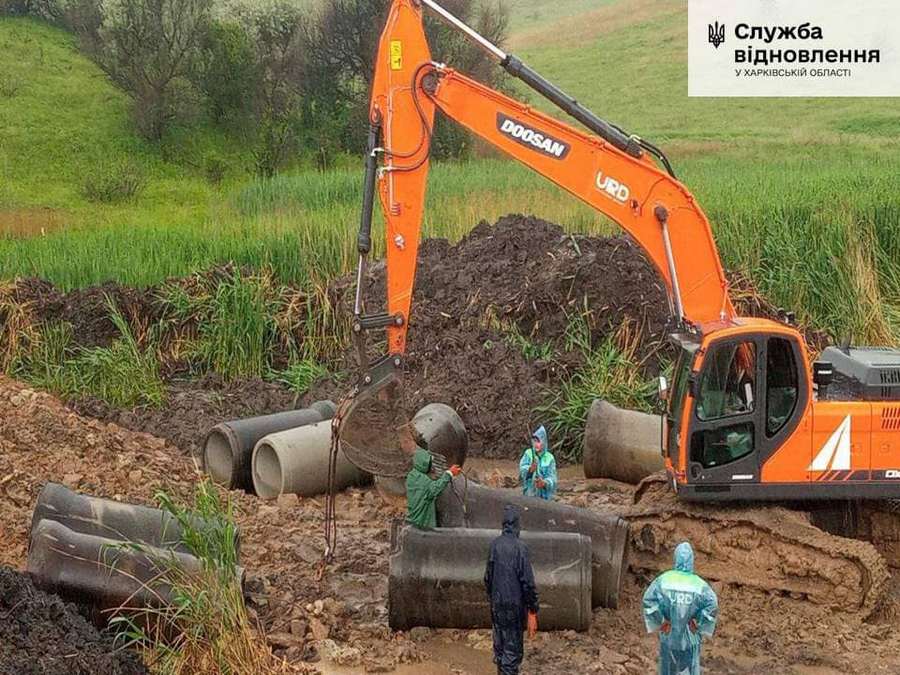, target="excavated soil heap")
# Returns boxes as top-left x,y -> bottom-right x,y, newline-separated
7,215 -> 672,460
312,214 -> 671,457
0,567 -> 148,675
71,375 -> 298,460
